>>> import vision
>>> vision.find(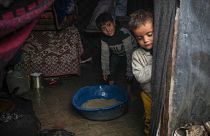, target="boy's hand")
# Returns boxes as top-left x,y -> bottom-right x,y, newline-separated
126,75 -> 134,82
126,72 -> 134,81
103,74 -> 108,81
